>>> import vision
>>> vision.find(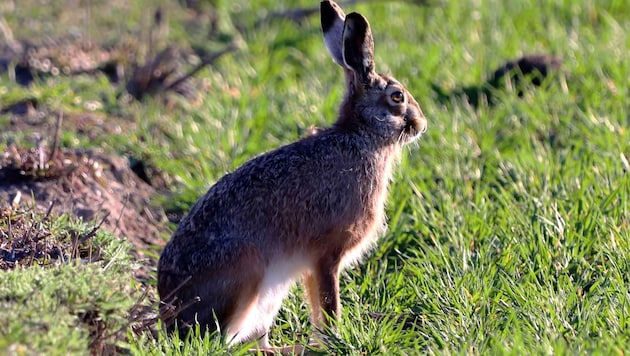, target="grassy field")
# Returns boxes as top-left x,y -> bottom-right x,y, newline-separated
1,0 -> 629,354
